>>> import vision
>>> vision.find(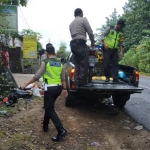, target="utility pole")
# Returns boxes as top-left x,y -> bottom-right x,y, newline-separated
46,38 -> 50,43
